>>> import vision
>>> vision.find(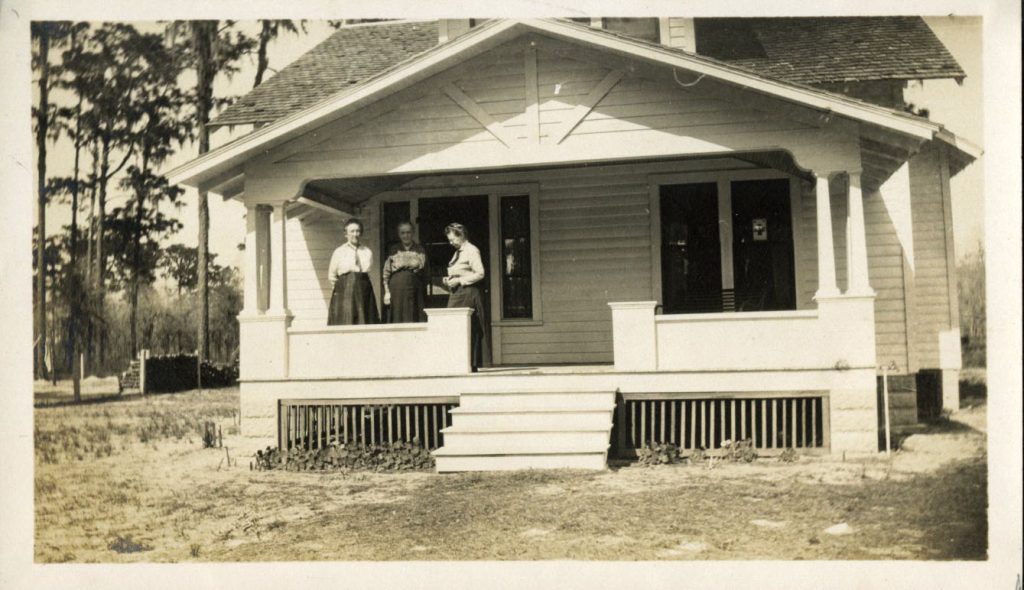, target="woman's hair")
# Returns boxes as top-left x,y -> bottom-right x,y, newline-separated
344,218 -> 364,232
444,222 -> 468,240
397,221 -> 415,233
